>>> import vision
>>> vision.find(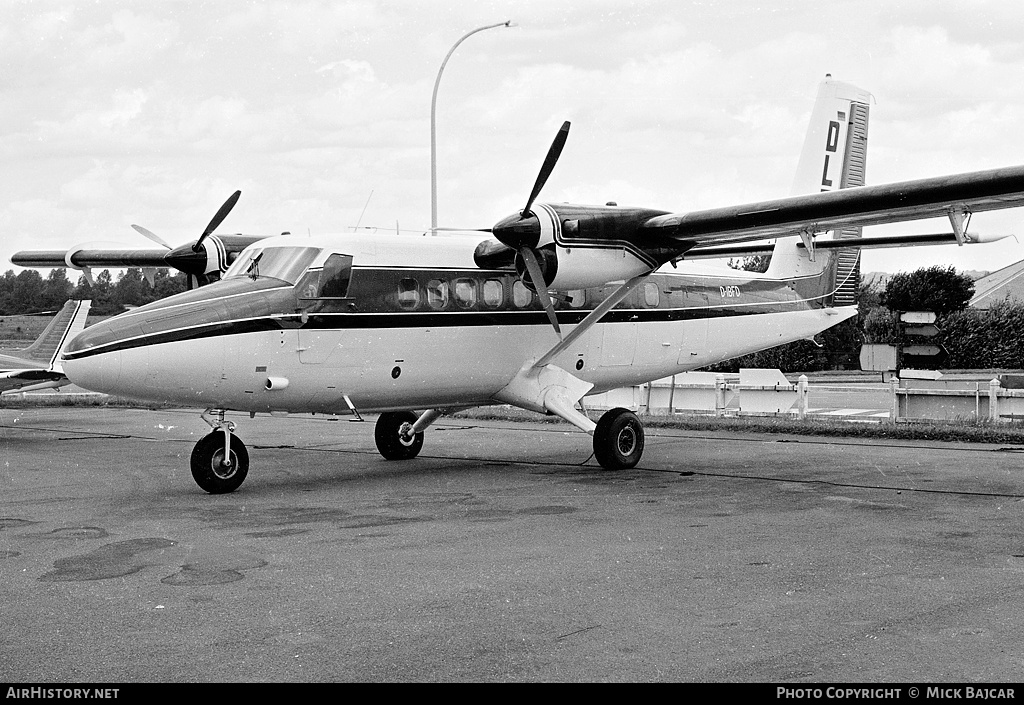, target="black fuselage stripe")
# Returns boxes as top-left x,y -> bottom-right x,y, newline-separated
62,305 -> 800,360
